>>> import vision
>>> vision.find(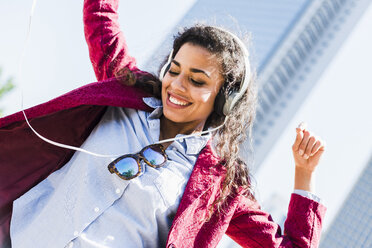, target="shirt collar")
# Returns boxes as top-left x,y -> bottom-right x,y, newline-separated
184,133 -> 210,155
143,97 -> 162,109
143,97 -> 163,120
